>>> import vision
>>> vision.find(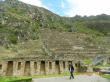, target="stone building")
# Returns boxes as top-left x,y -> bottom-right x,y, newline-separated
0,57 -> 76,76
